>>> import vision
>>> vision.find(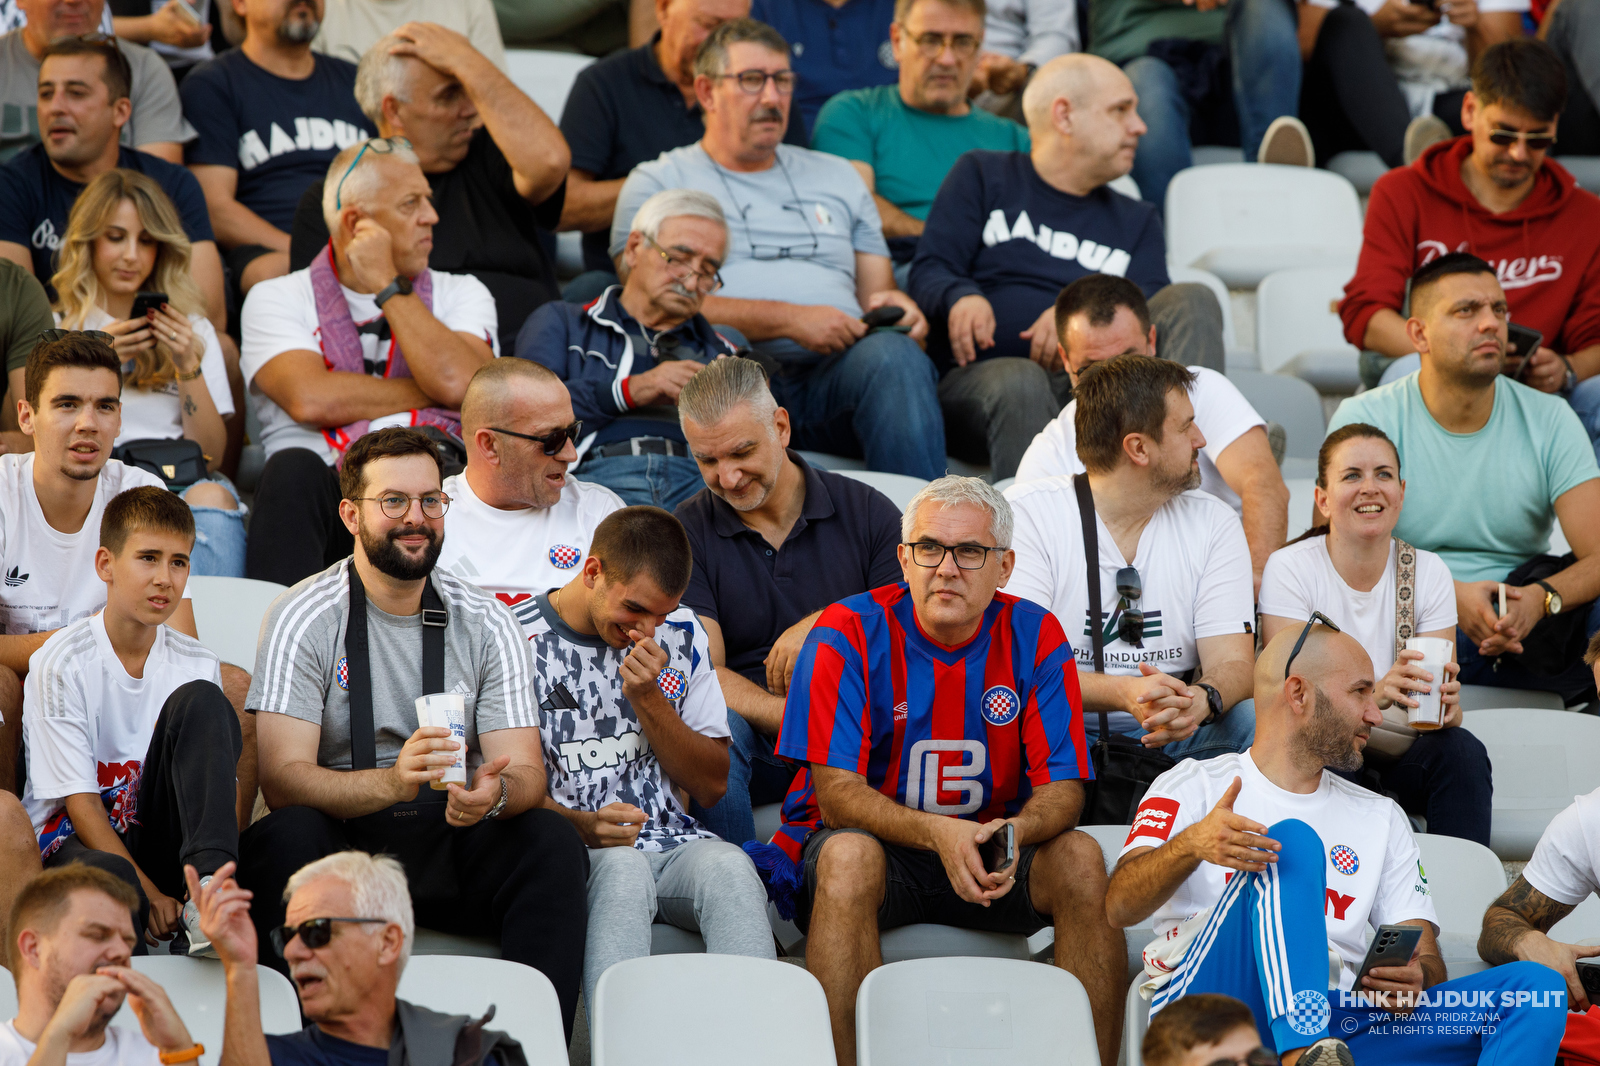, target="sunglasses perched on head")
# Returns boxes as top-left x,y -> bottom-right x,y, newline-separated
269,917 -> 386,957
1285,611 -> 1342,679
